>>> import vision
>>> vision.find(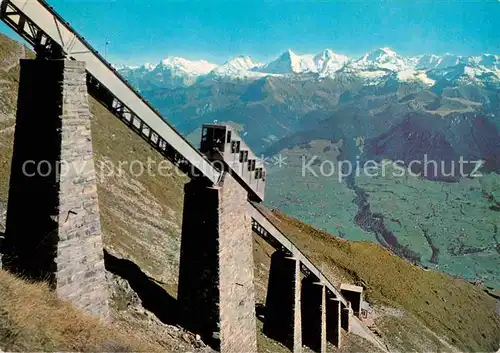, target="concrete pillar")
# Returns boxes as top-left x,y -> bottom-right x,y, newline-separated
177,173 -> 257,353
301,278 -> 327,353
2,59 -> 109,320
341,302 -> 353,333
340,284 -> 363,317
326,298 -> 341,347
263,250 -> 301,353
